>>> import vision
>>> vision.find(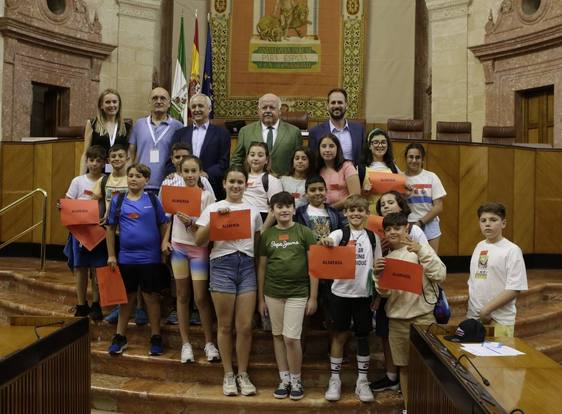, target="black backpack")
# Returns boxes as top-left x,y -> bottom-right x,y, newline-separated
339,226 -> 377,254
